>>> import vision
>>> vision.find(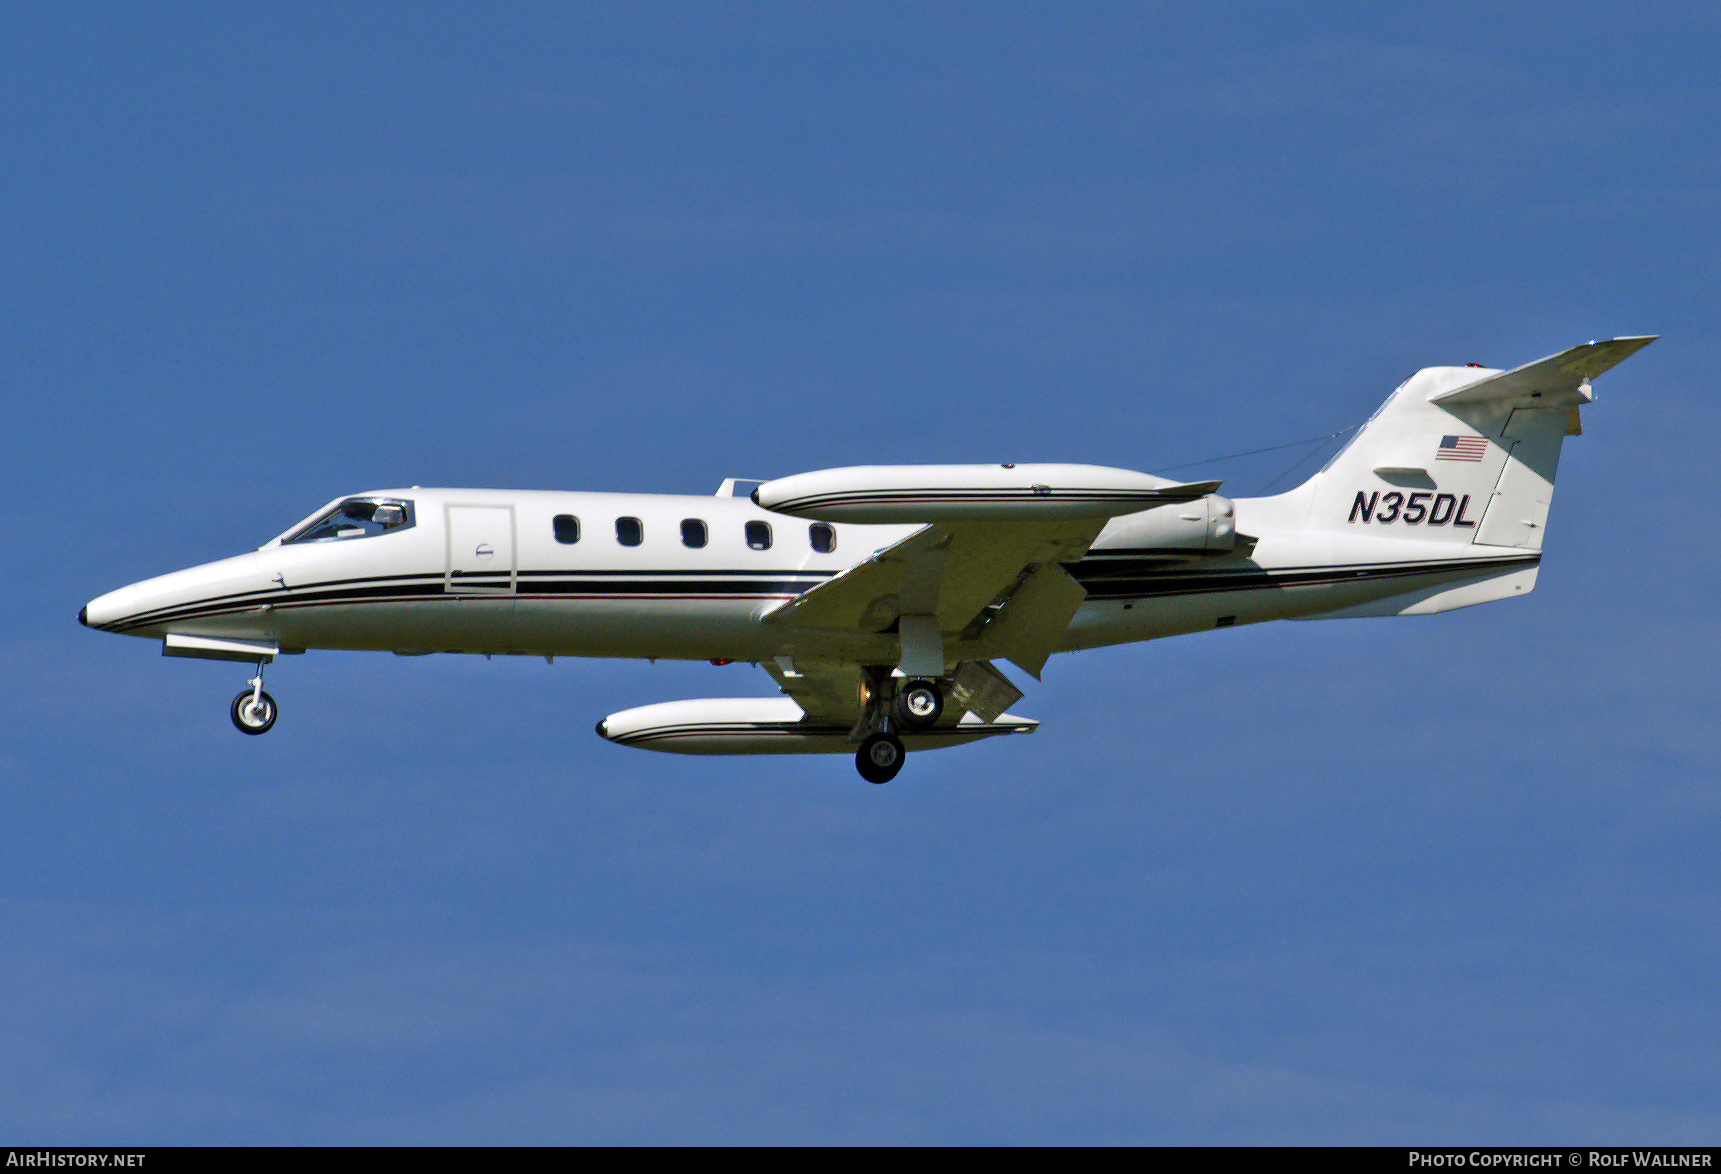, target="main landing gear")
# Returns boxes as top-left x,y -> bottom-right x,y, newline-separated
854,678 -> 945,784
230,660 -> 277,735
893,679 -> 943,728
856,732 -> 904,784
